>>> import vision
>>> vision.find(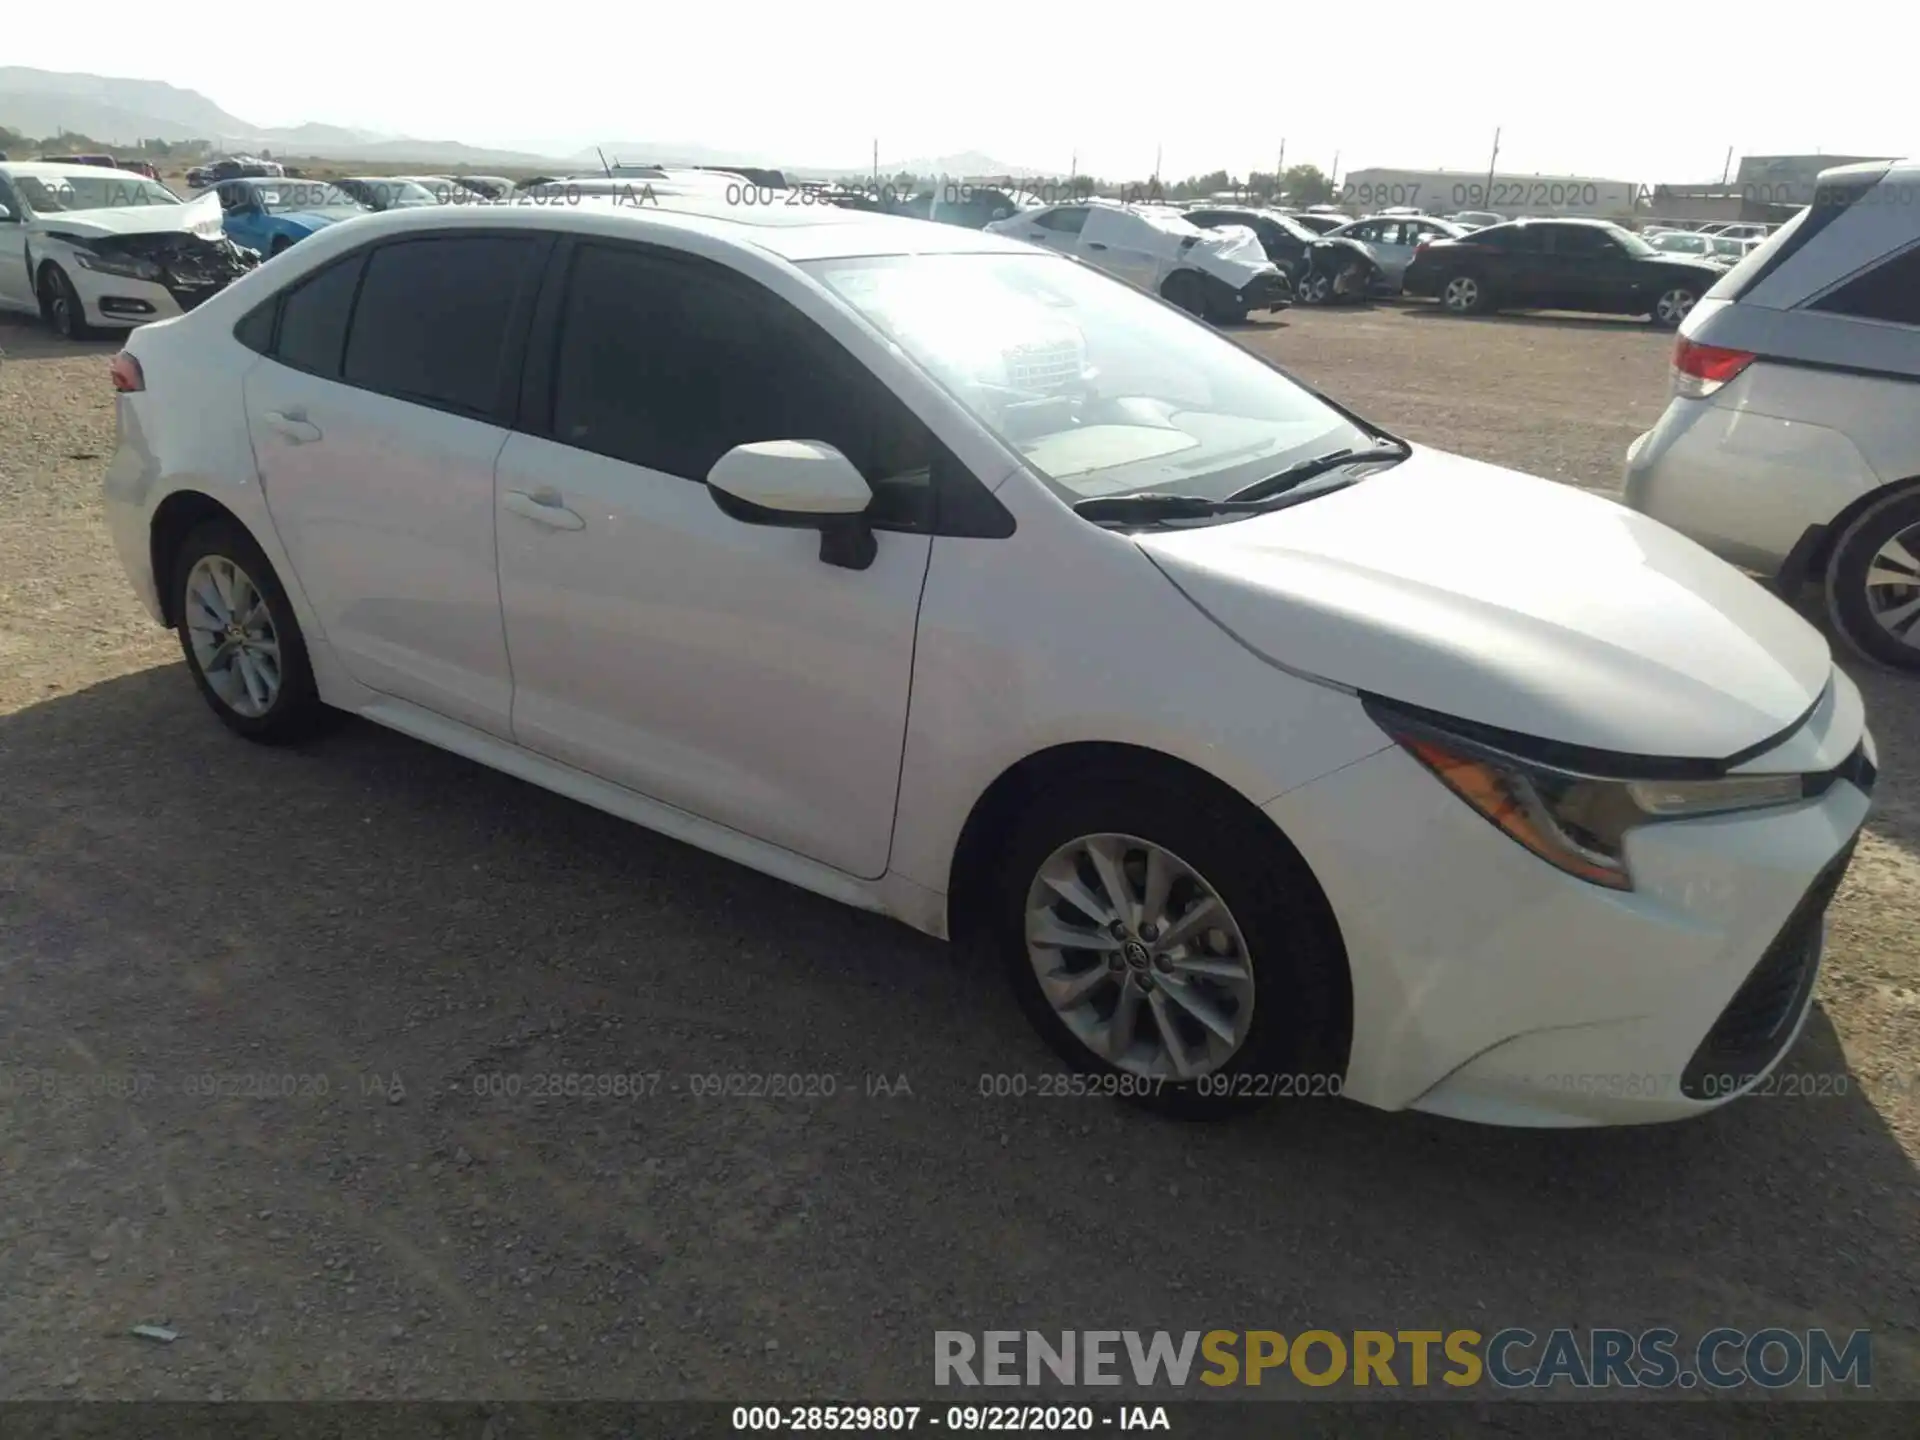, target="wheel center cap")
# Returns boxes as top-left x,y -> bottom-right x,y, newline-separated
1122,940 -> 1152,971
